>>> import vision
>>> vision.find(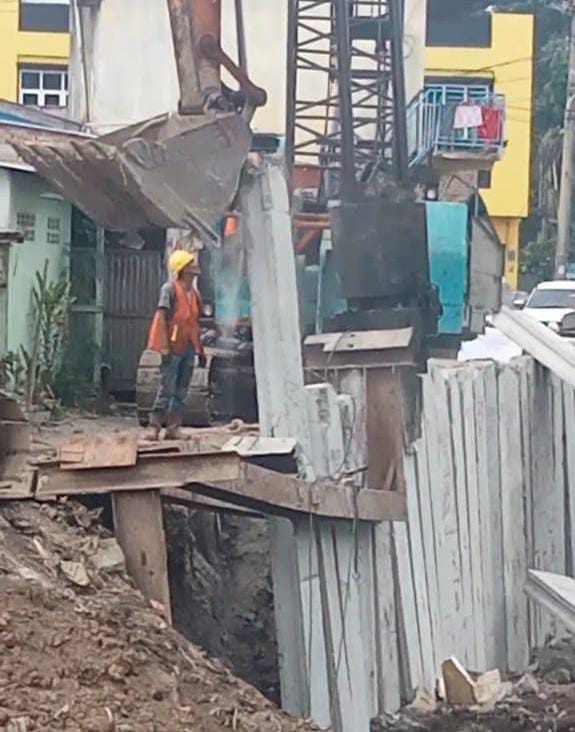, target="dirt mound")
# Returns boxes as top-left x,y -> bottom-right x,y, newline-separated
0,500 -> 323,731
